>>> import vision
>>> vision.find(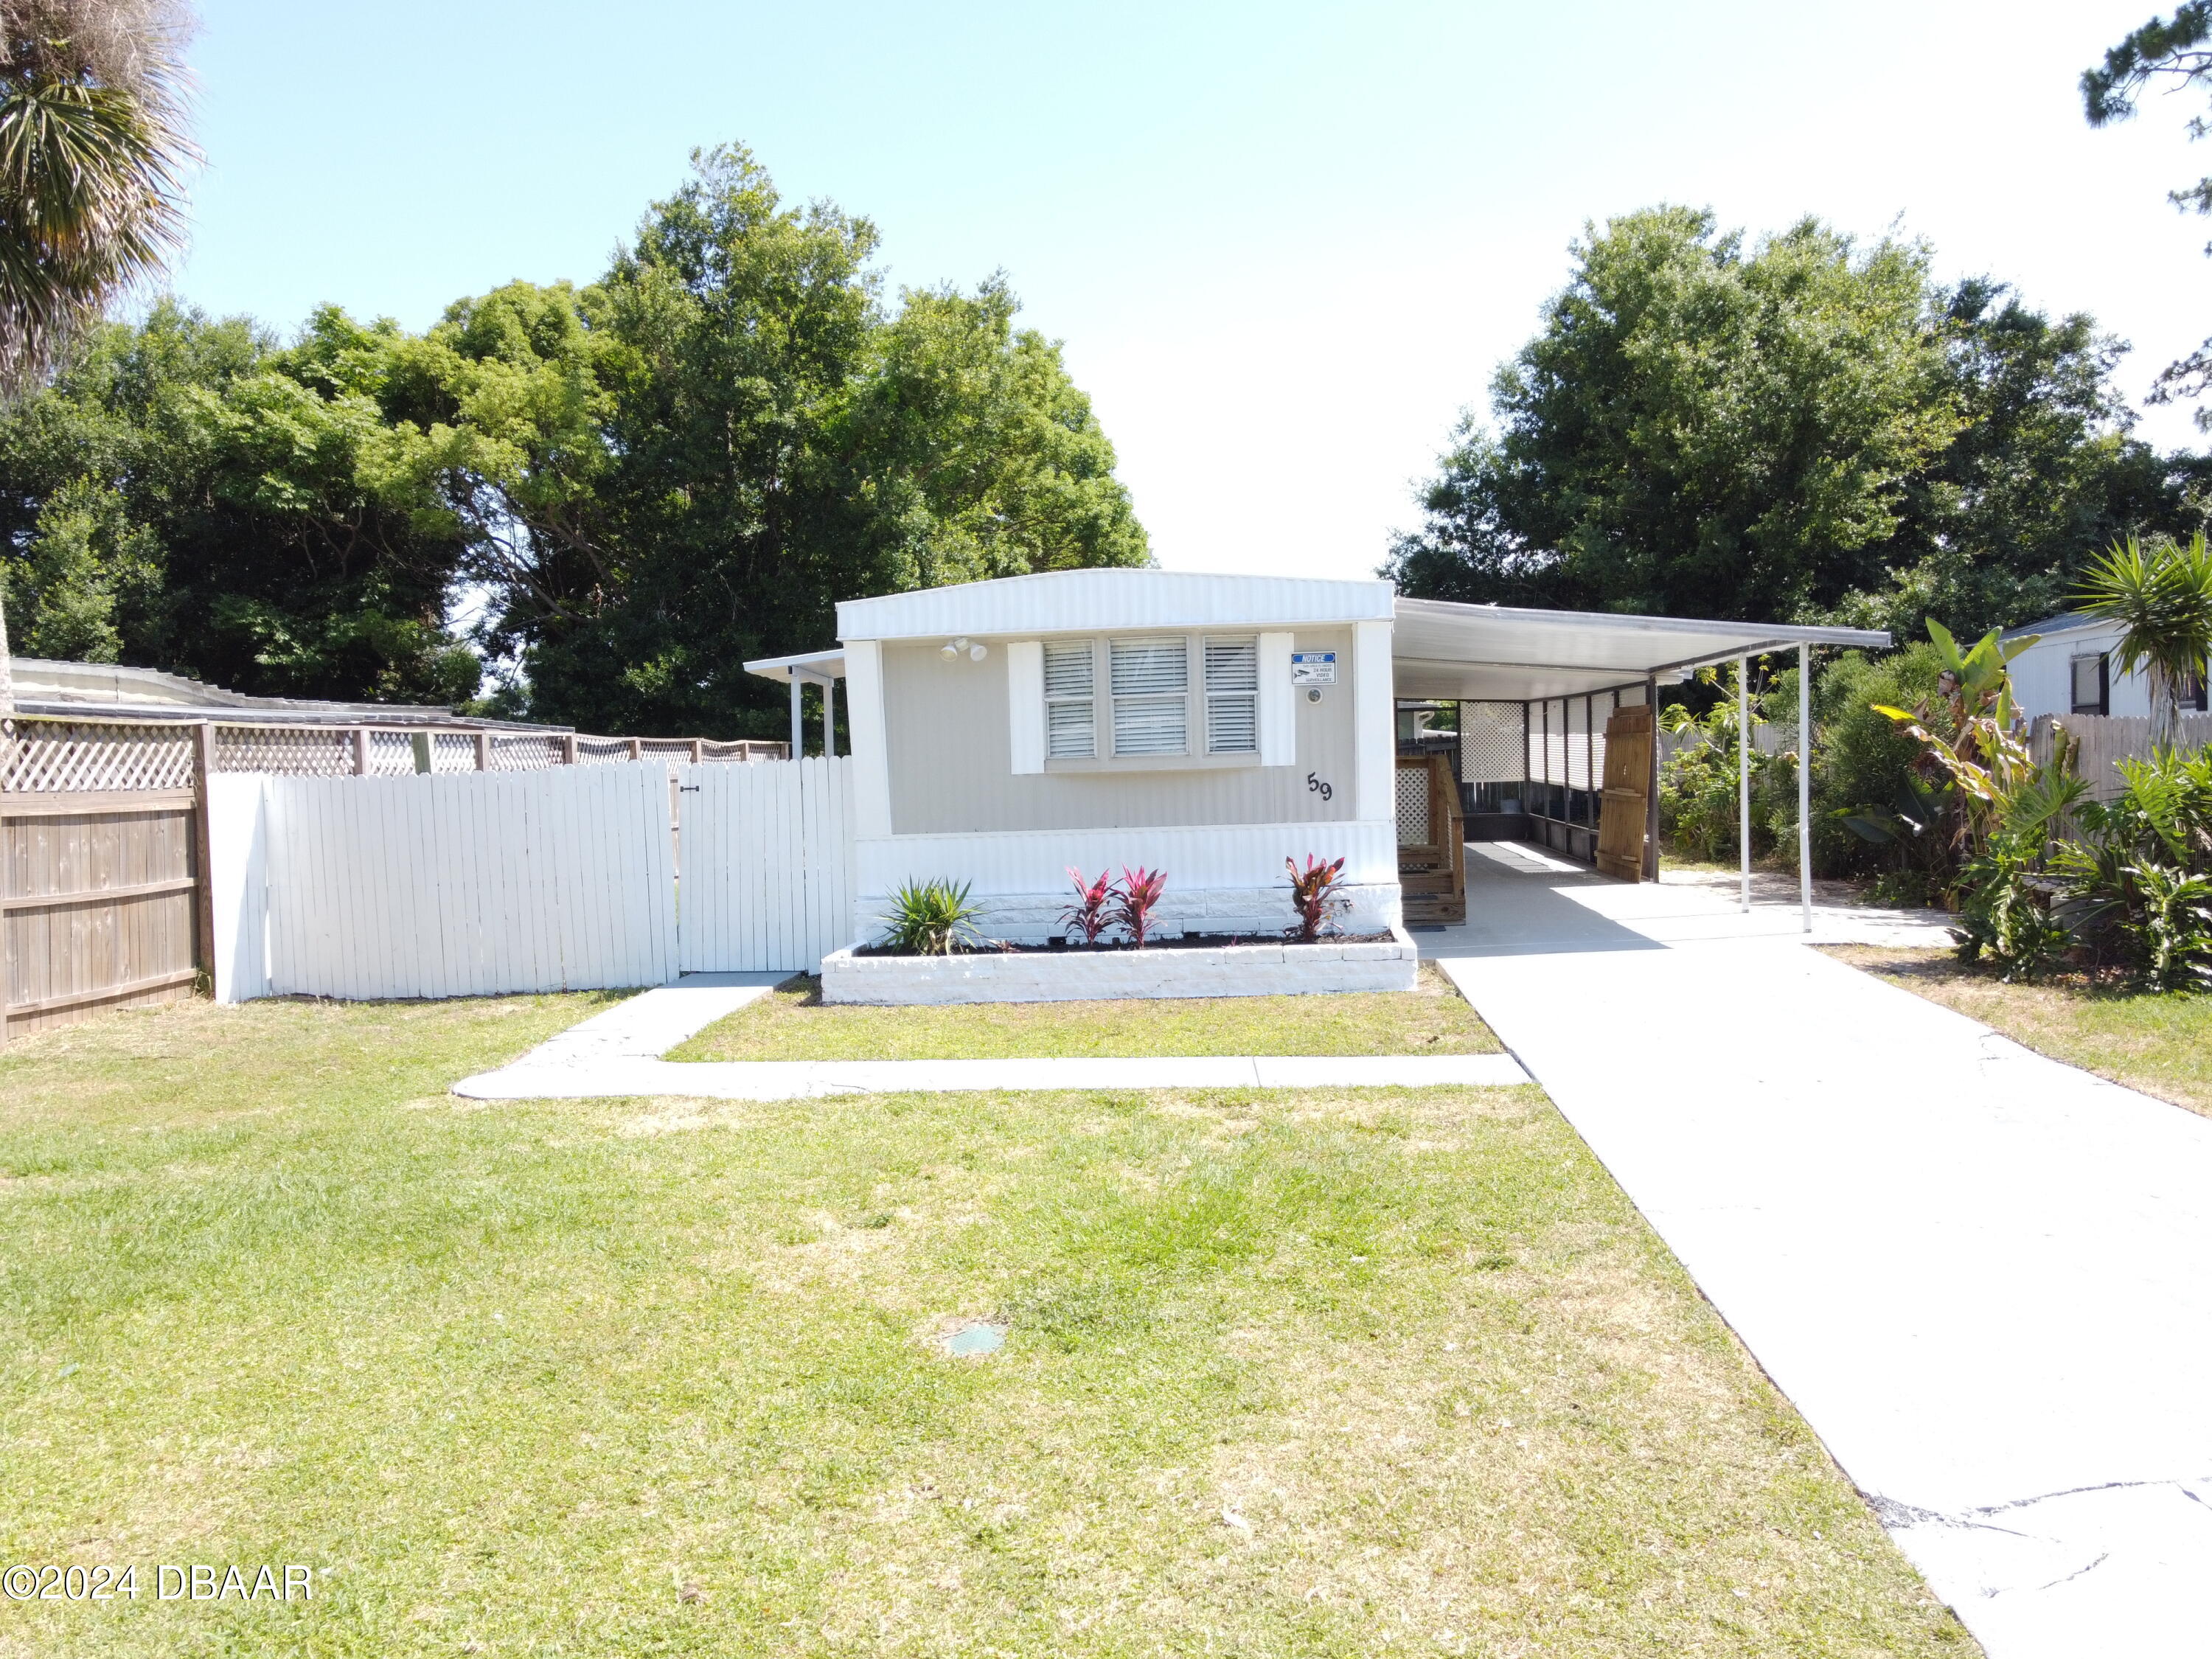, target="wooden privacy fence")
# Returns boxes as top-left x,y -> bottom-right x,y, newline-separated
1,712 -> 788,1037
676,758 -> 855,973
1,789 -> 201,1040
2029,712 -> 2212,802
